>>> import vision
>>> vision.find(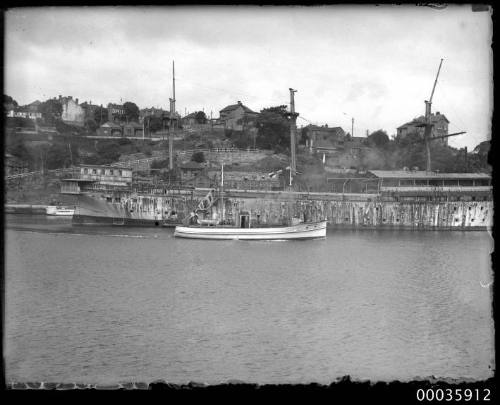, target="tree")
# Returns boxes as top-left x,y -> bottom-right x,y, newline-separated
123,101 -> 140,122
7,136 -> 30,162
195,111 -> 207,124
191,151 -> 205,163
85,118 -> 98,133
39,99 -> 63,125
367,129 -> 390,148
46,143 -> 72,169
151,159 -> 170,169
94,106 -> 108,125
299,126 -> 309,145
256,105 -> 290,152
4,94 -> 18,110
145,116 -> 163,133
